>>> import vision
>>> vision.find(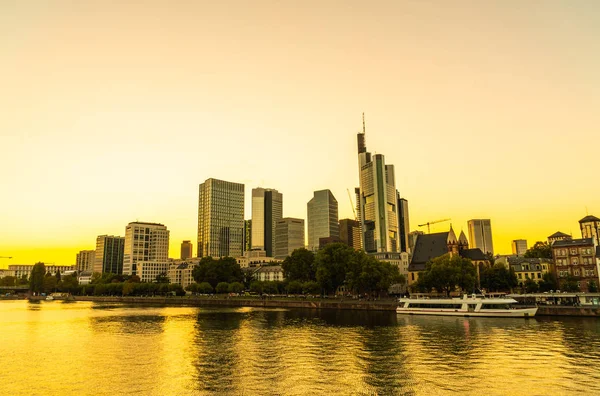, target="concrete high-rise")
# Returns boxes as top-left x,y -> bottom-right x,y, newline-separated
511,239 -> 528,256
123,222 -> 170,276
339,218 -> 361,250
76,250 -> 95,273
251,188 -> 283,257
198,178 -> 245,258
467,219 -> 494,255
180,240 -> 193,260
579,215 -> 600,244
275,218 -> 305,259
356,116 -> 400,253
307,190 -> 339,251
397,195 -> 410,253
94,235 -> 125,274
243,220 -> 252,253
